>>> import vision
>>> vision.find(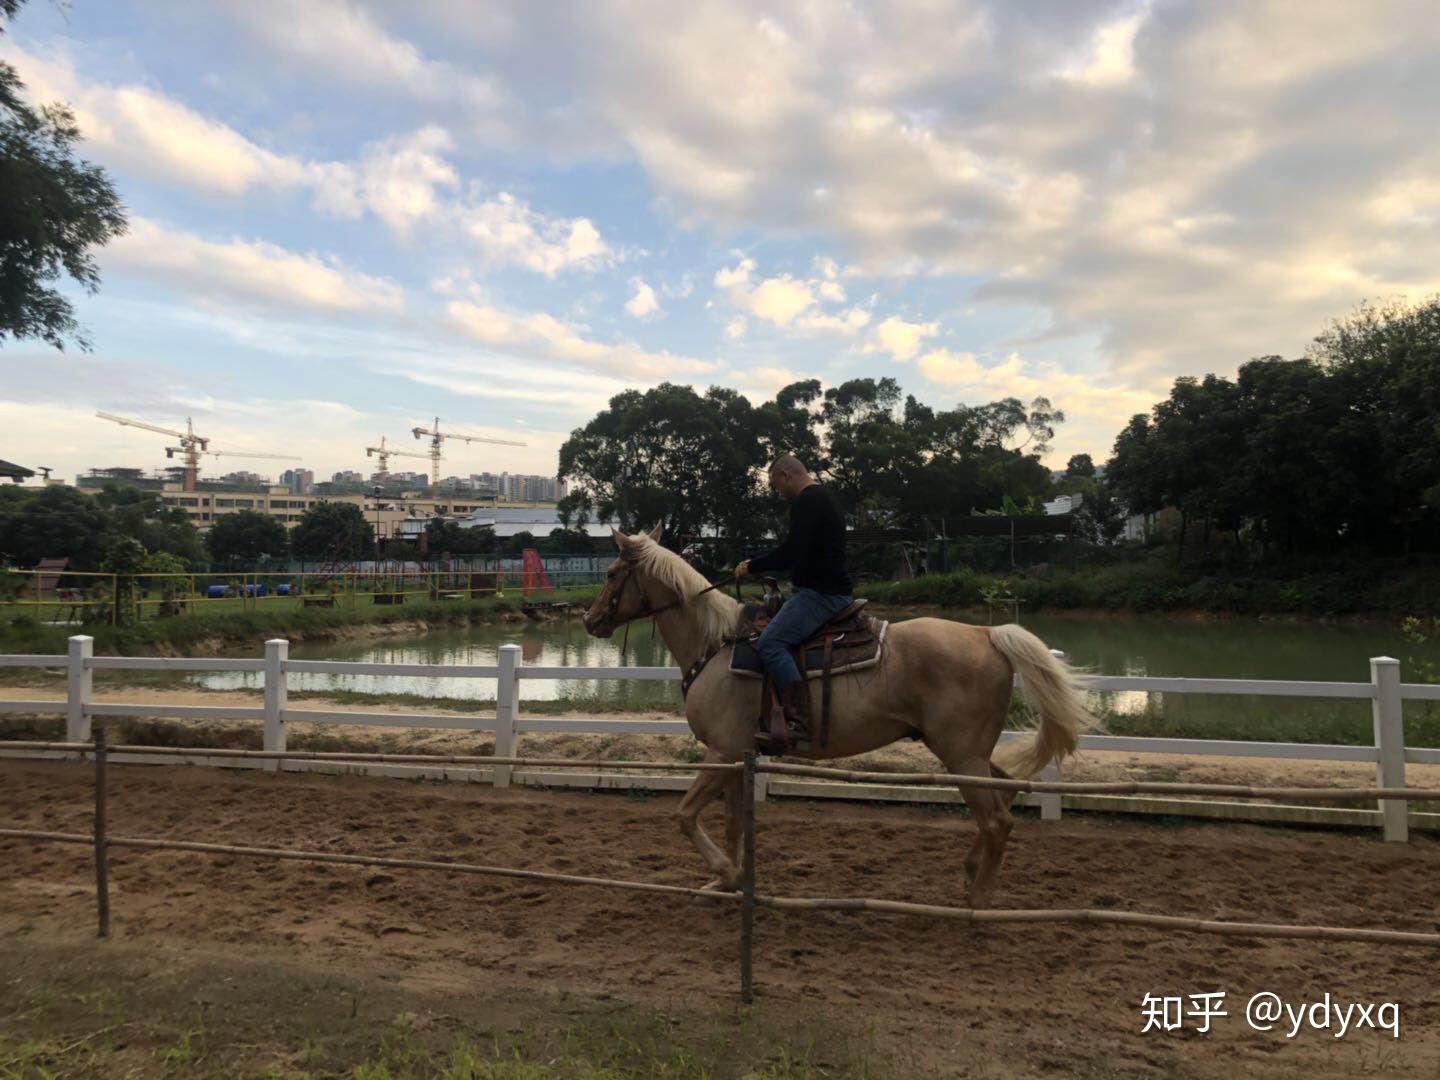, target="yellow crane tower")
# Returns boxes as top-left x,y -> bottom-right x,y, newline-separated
411,417 -> 526,494
364,436 -> 430,483
96,411 -> 300,490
